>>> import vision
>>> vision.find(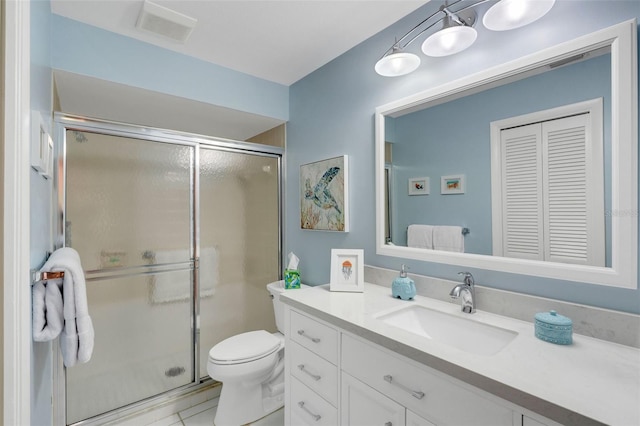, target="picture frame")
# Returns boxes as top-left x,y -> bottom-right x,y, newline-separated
441,174 -> 465,194
300,155 -> 349,232
330,249 -> 364,292
408,177 -> 430,195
